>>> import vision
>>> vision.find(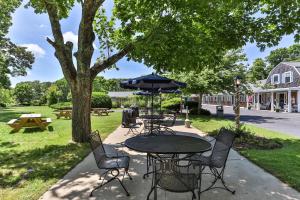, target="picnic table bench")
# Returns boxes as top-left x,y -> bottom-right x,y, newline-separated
92,108 -> 114,116
54,109 -> 72,119
7,114 -> 52,132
